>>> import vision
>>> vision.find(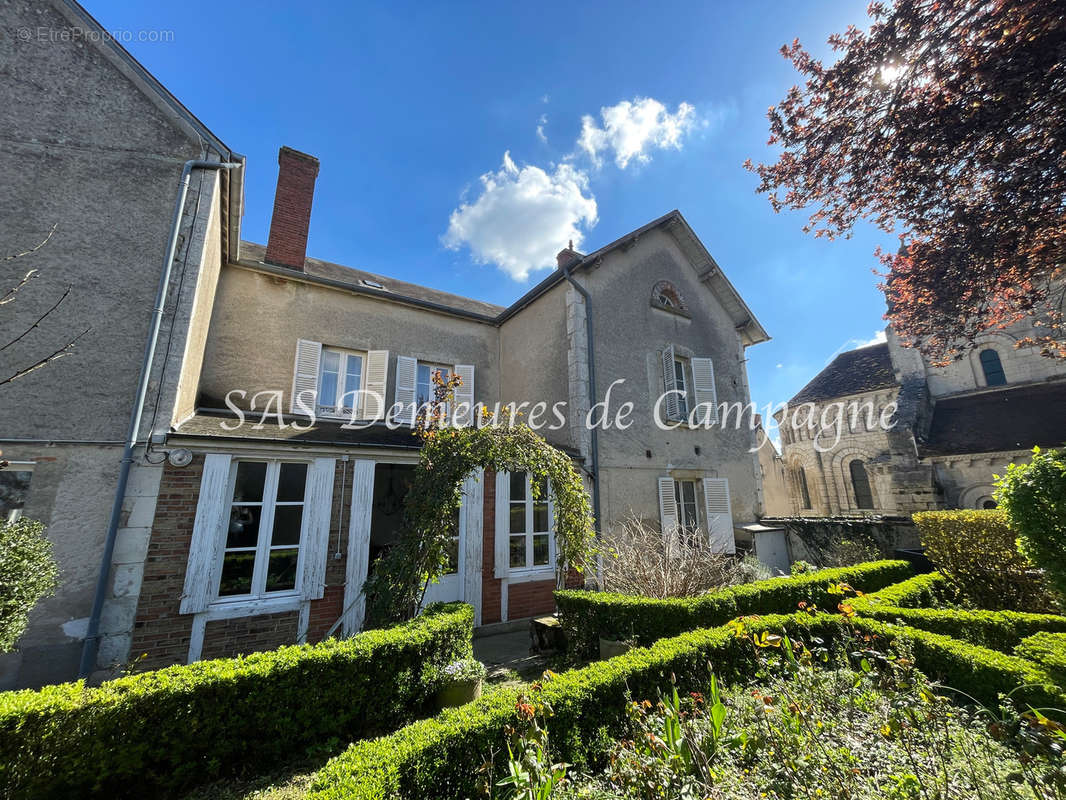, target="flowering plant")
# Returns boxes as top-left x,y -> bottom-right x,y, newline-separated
441,657 -> 486,683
